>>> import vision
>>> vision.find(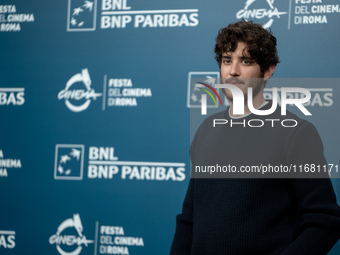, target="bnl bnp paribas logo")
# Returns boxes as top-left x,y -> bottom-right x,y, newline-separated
58,68 -> 102,112
186,72 -> 221,111
54,144 -> 186,181
0,230 -> 15,249
67,0 -> 97,31
54,144 -> 85,180
0,87 -> 25,106
236,0 -> 287,28
67,0 -> 199,31
49,214 -> 93,255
